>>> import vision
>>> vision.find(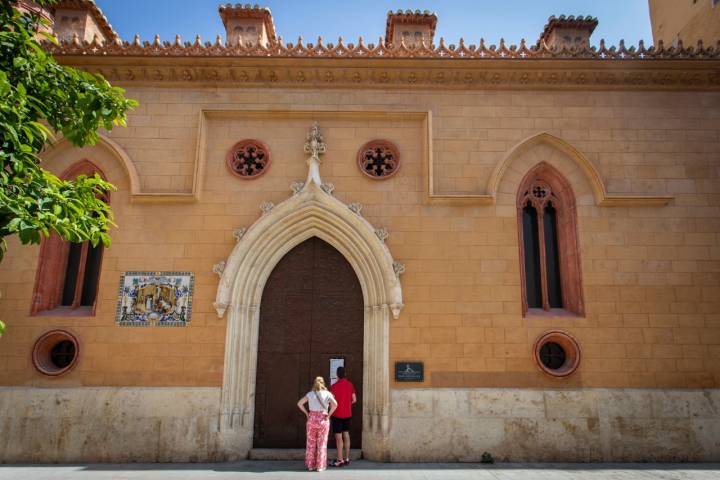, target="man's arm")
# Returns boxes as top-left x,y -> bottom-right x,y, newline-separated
351,393 -> 357,404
